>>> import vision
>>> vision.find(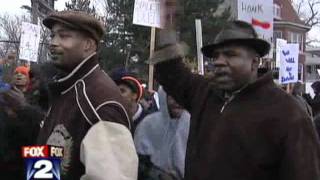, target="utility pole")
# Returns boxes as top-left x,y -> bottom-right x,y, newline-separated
30,0 -> 55,62
31,0 -> 55,23
151,0 -> 178,90
31,0 -> 39,24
